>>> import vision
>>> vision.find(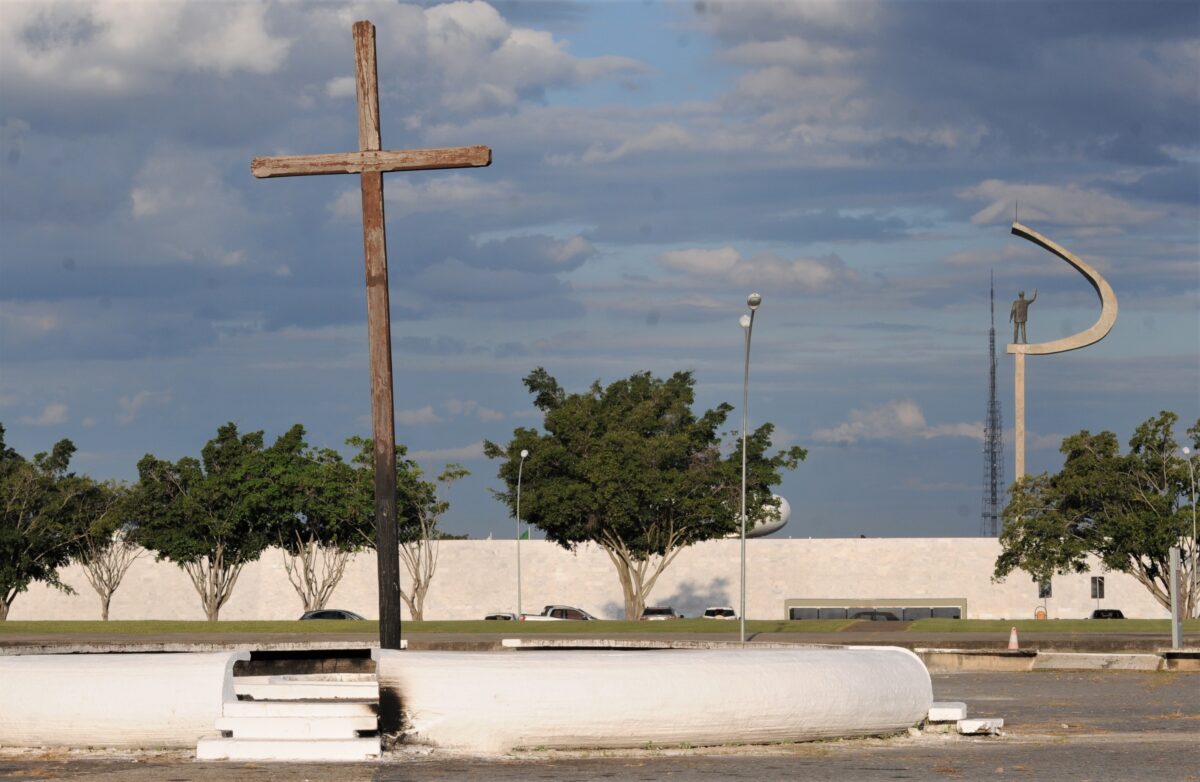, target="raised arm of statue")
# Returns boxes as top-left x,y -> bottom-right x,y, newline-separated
1028,289 -> 1037,305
